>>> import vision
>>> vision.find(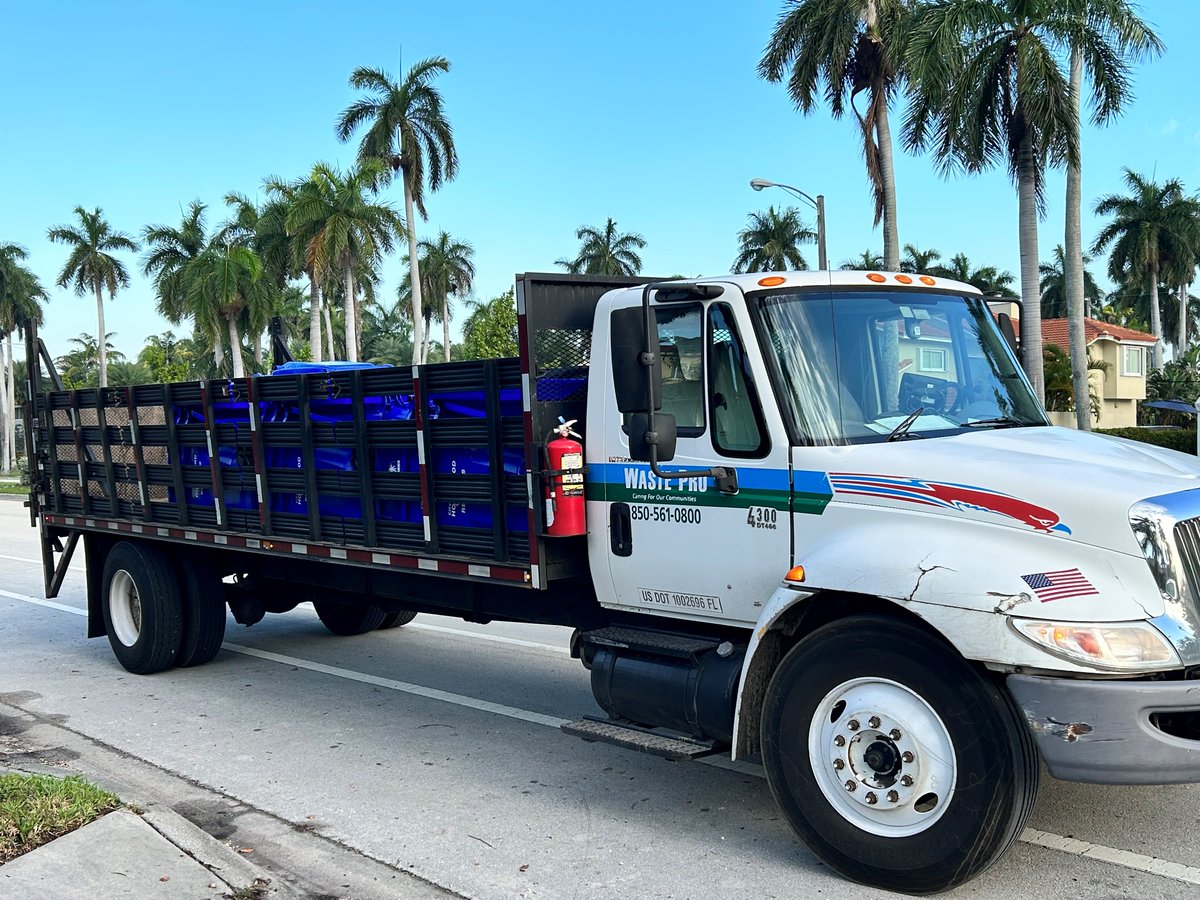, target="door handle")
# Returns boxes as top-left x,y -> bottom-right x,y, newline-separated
610,502 -> 632,557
